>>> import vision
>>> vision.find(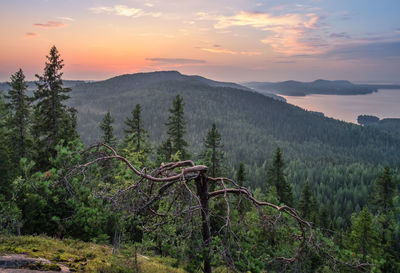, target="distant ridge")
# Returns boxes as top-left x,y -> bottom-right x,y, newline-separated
243,79 -> 400,96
